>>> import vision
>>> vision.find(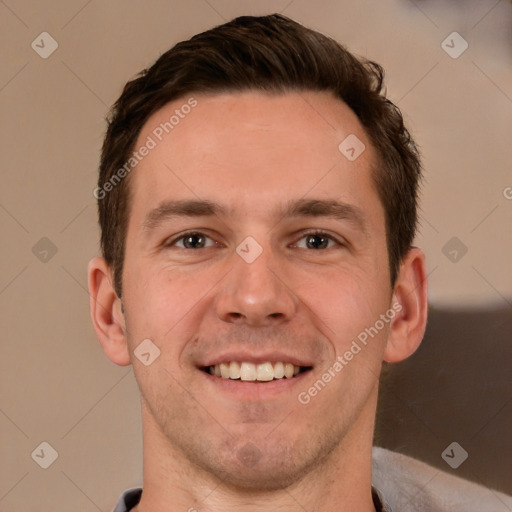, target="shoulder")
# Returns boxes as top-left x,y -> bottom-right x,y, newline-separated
371,446 -> 512,511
